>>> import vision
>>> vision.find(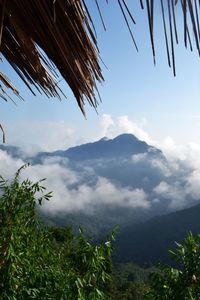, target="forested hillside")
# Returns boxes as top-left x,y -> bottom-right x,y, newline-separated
115,203 -> 200,266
